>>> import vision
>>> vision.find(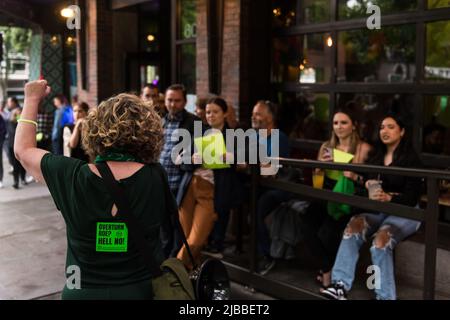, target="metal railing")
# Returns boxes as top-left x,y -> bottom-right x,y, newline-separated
227,158 -> 450,300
